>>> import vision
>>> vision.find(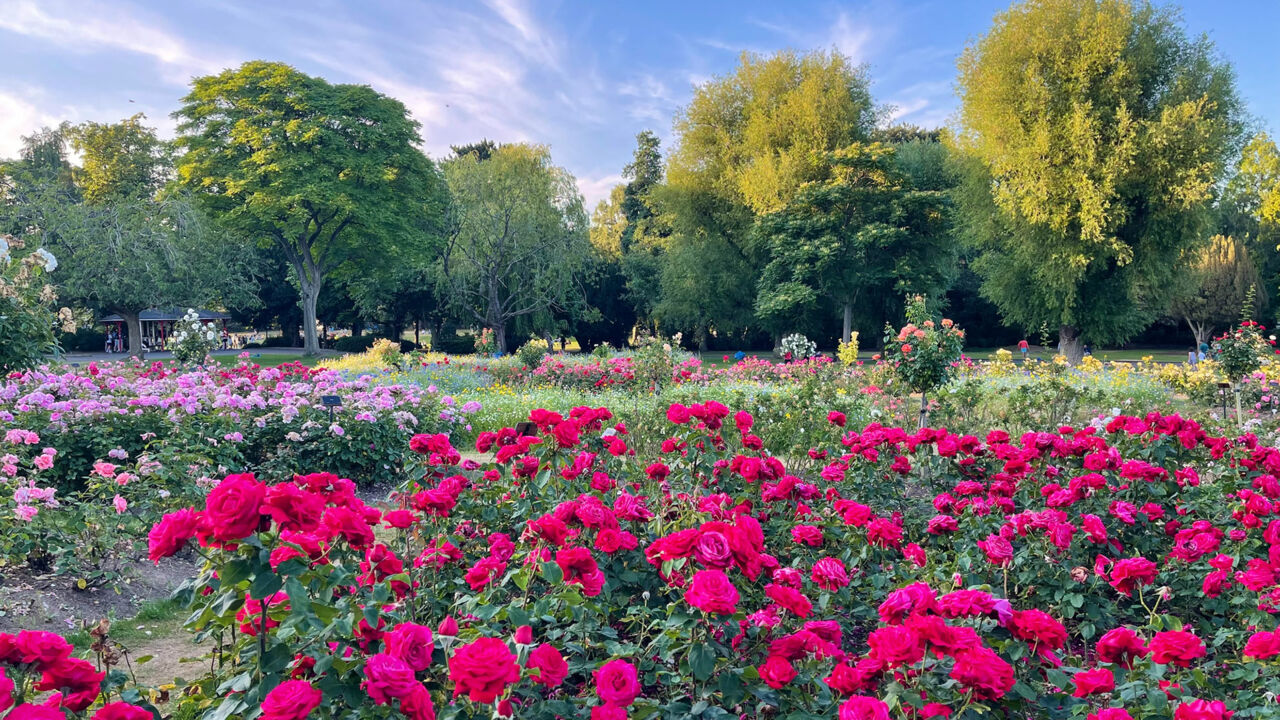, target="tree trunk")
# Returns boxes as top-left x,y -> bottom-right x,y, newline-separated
1058,325 -> 1084,365
495,323 -> 508,354
121,311 -> 145,361
299,278 -> 322,356
414,320 -> 420,347
842,302 -> 853,345
1186,318 -> 1210,350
